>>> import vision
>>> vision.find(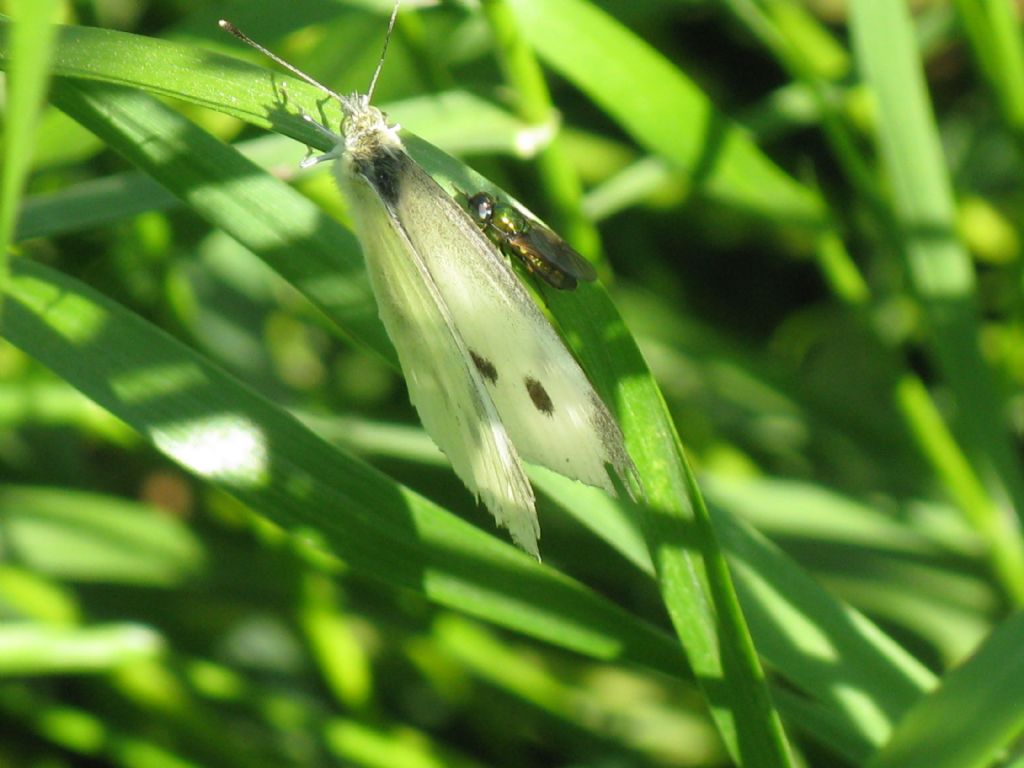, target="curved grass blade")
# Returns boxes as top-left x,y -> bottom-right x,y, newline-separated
850,0 -> 1024,603
36,45 -> 775,761
0,17 -> 962,761
867,611 -> 1024,768
503,0 -> 826,229
0,623 -> 164,676
1,256 -> 685,677
0,1 -> 61,312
